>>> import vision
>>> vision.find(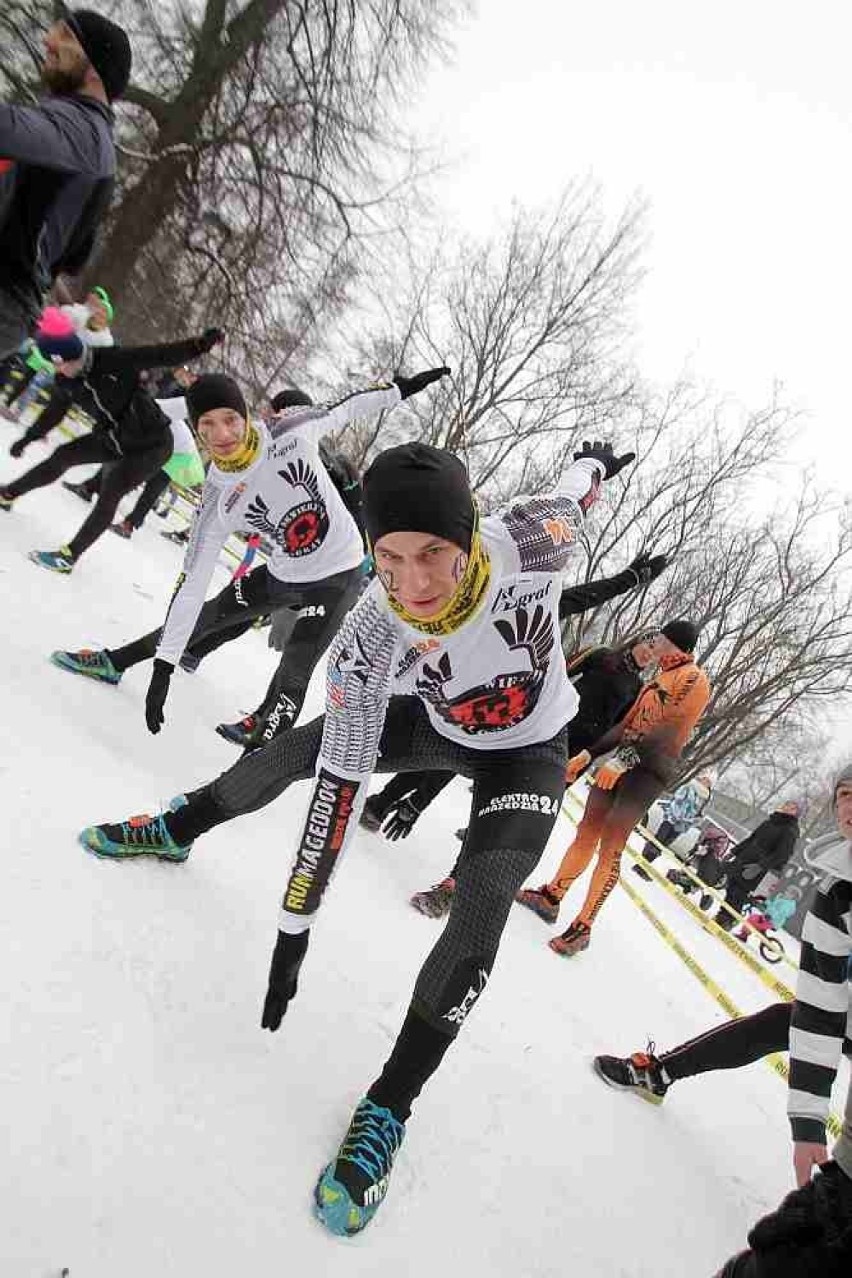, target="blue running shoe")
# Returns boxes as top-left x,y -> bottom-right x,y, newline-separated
50,648 -> 122,685
313,1098 -> 406,1237
30,545 -> 75,573
79,811 -> 192,862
